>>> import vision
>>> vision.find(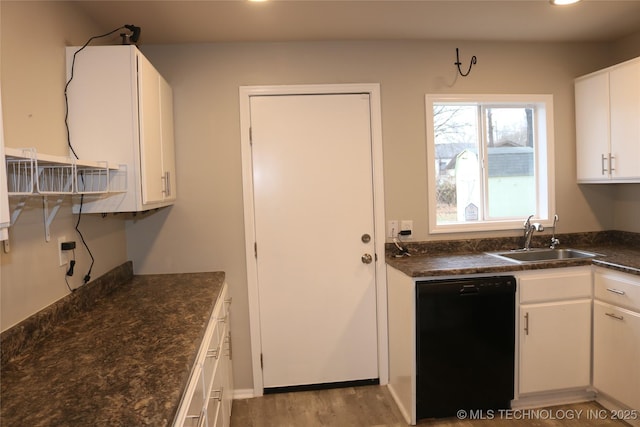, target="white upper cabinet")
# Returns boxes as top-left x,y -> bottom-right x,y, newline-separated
575,56 -> 640,183
66,45 -> 176,213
